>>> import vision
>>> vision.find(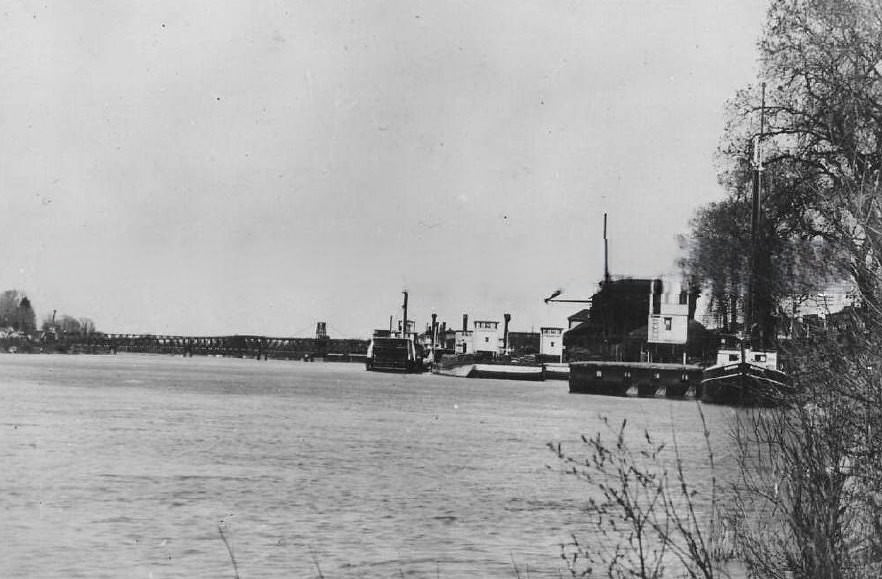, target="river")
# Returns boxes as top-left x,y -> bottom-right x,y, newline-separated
0,354 -> 740,578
